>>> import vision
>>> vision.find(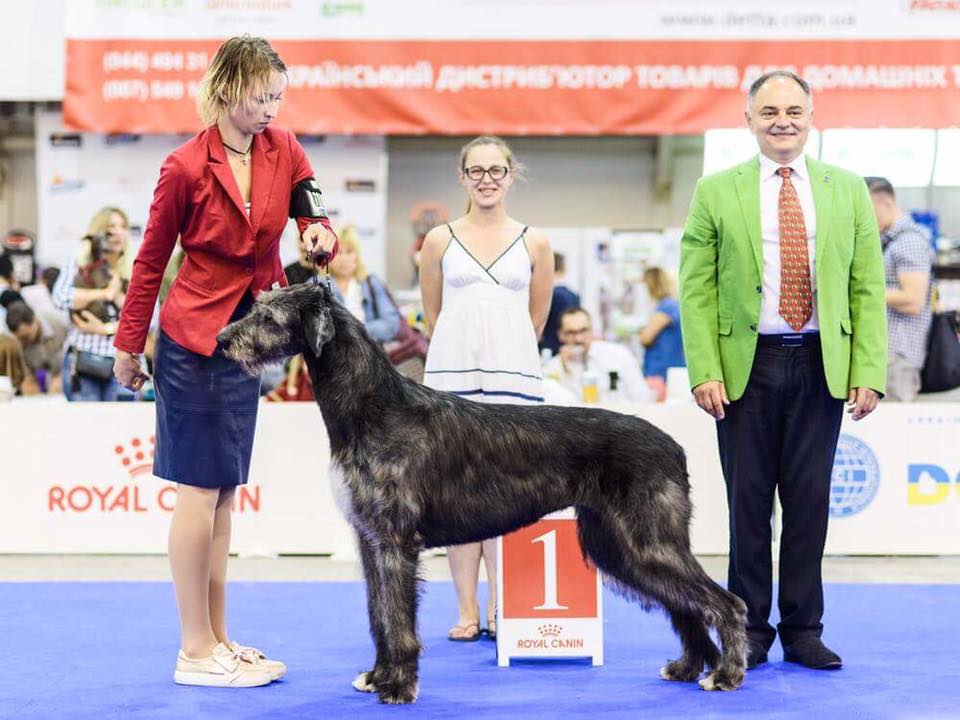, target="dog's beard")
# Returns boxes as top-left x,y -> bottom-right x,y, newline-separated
234,355 -> 267,376
220,324 -> 292,376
